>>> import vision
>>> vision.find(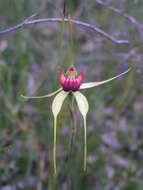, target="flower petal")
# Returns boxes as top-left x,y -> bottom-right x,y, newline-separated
80,68 -> 131,89
52,90 -> 69,174
73,91 -> 89,171
73,91 -> 89,116
52,90 -> 69,117
21,88 -> 62,99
